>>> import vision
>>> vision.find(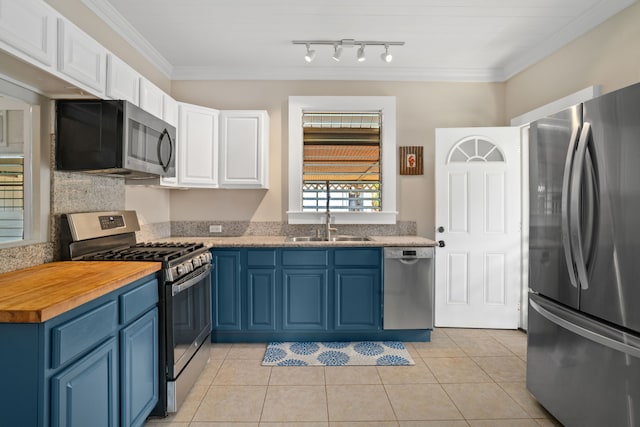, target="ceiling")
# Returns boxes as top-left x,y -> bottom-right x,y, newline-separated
83,0 -> 636,82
